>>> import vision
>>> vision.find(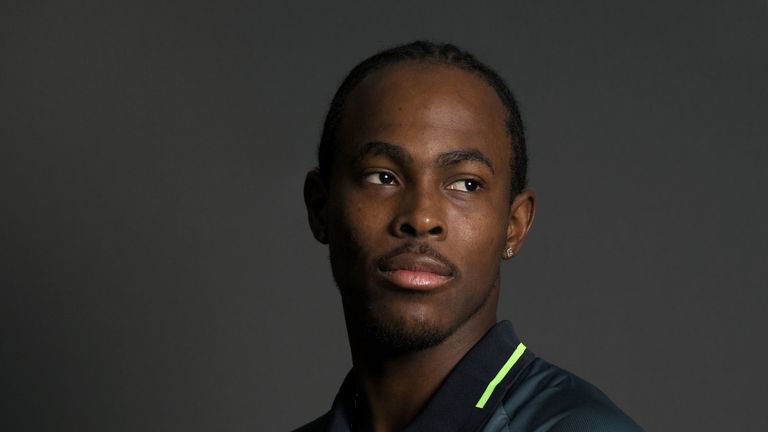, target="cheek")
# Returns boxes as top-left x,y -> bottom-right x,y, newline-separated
452,209 -> 507,262
341,203 -> 378,242
453,211 -> 506,290
330,194 -> 391,259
